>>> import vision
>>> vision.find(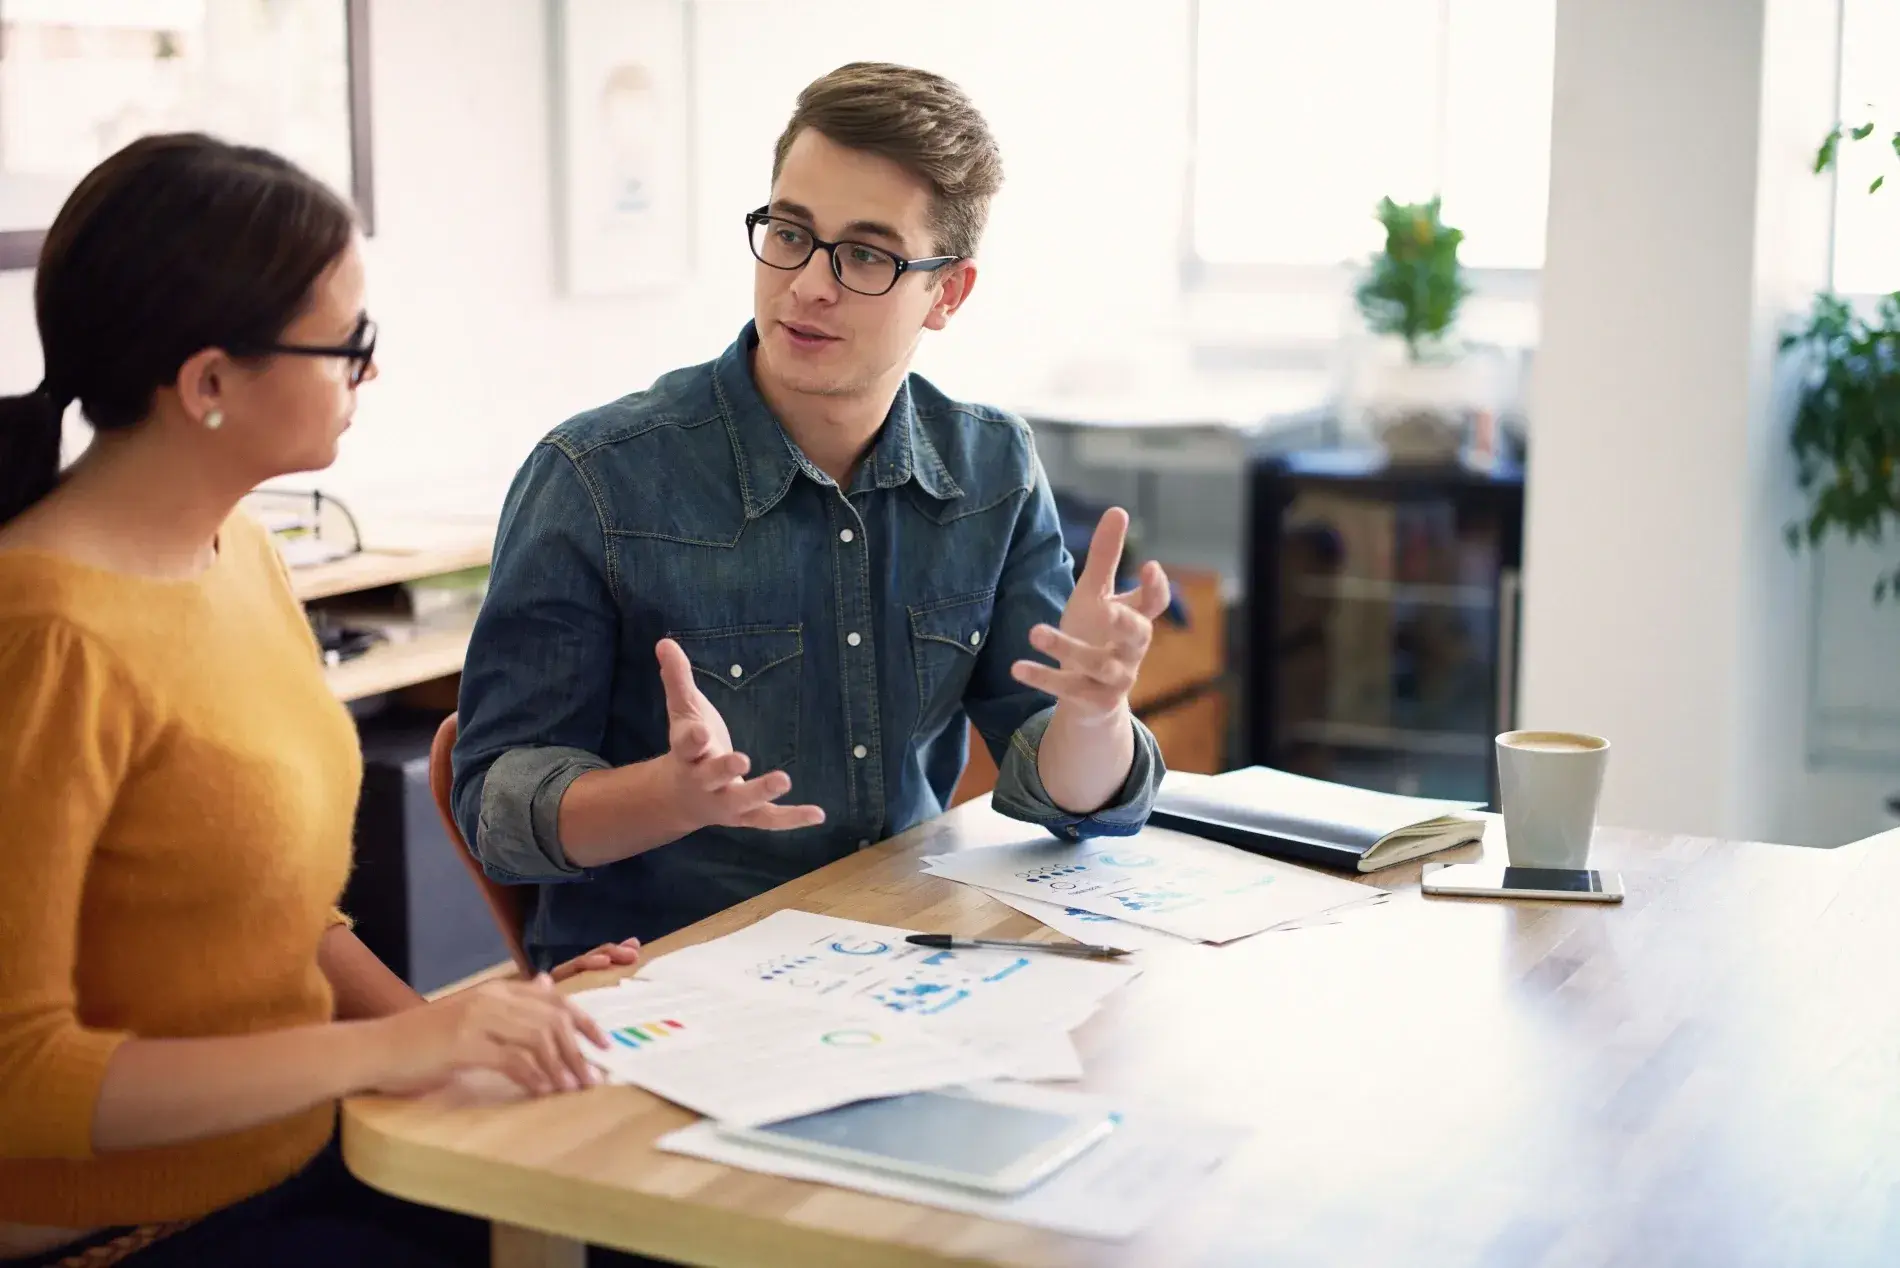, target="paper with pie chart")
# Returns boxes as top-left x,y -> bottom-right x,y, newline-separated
919,830 -> 1386,944
570,975 -> 1014,1126
640,909 -> 1140,1043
